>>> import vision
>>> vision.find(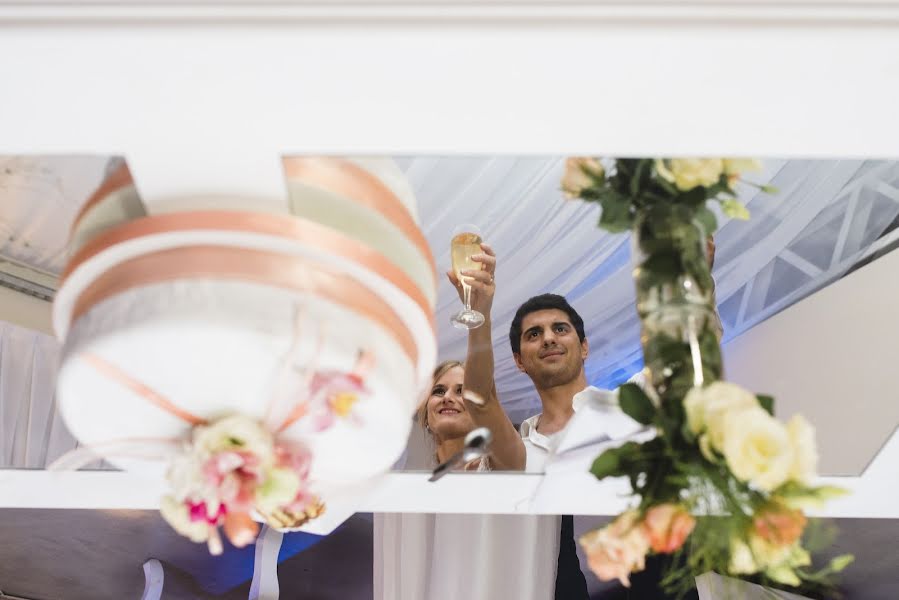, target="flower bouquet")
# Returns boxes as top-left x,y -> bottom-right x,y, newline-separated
562,158 -> 852,597
160,415 -> 324,555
